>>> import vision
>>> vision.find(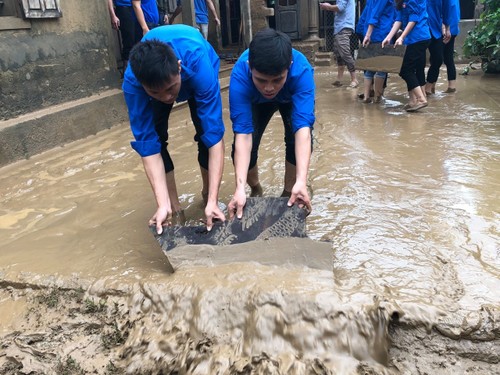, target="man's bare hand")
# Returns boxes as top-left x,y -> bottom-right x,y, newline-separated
205,201 -> 225,231
287,181 -> 312,215
149,205 -> 172,235
228,189 -> 247,220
